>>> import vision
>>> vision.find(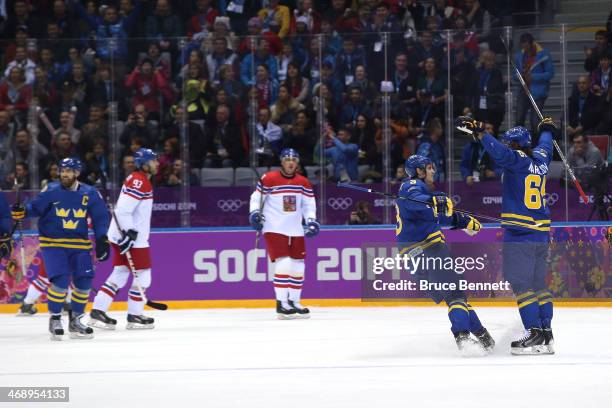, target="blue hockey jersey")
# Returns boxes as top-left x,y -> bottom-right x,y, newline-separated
480,131 -> 553,239
25,182 -> 110,250
395,178 -> 453,254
